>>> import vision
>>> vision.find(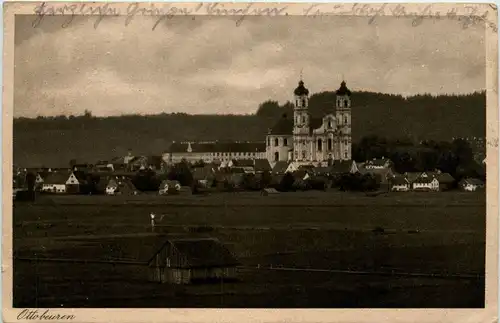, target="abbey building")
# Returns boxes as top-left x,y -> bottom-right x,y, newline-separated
266,79 -> 352,165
